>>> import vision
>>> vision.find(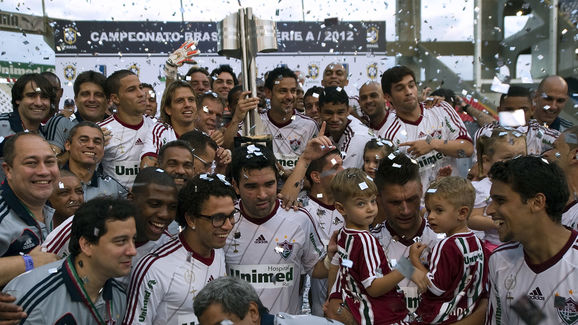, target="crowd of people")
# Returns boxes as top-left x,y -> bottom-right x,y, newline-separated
0,39 -> 576,325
